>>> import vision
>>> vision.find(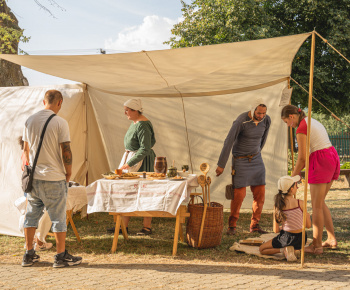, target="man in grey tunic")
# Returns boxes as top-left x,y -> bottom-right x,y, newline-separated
216,99 -> 271,235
